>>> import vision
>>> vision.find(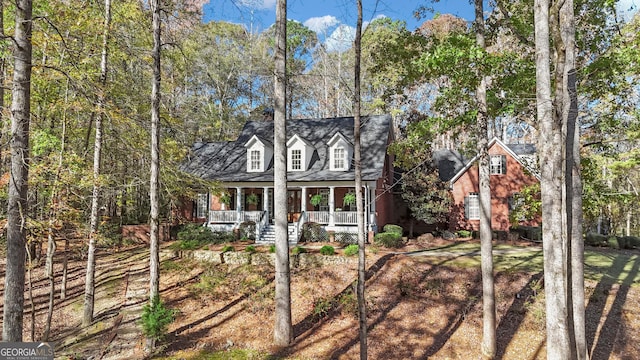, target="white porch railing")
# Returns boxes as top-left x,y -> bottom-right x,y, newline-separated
307,211 -> 329,224
209,210 -> 264,223
334,211 -> 358,225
